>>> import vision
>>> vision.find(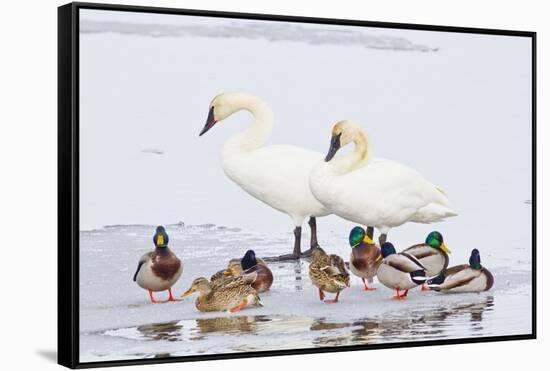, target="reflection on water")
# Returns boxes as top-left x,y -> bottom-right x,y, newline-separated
105,296 -> 495,354
293,261 -> 304,291
348,297 -> 494,344
137,321 -> 183,342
